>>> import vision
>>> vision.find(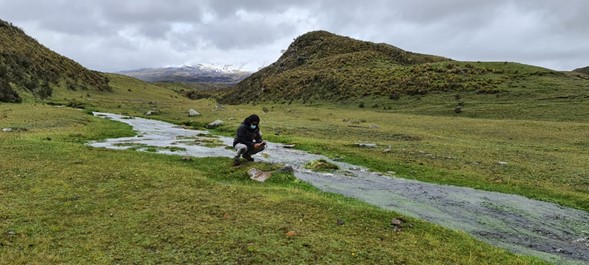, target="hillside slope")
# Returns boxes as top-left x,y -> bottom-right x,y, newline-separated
574,66 -> 589,75
223,30 -> 450,104
222,30 -> 587,105
0,19 -> 110,103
